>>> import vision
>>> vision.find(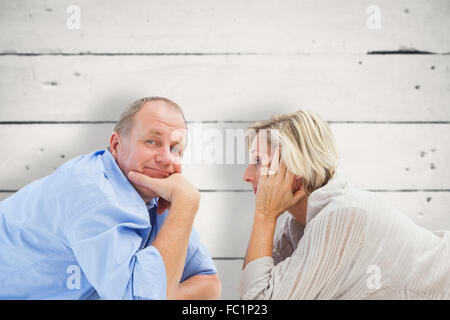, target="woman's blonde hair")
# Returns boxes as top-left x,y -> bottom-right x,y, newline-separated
248,110 -> 339,195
